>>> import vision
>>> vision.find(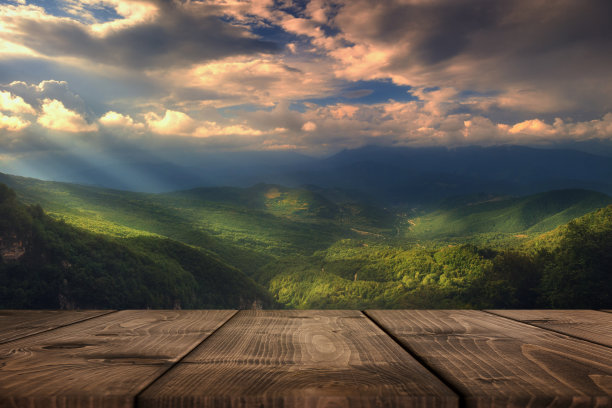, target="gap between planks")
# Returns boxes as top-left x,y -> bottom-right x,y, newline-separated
0,310 -> 118,345
134,309 -> 240,405
0,310 -> 238,408
362,309 -> 469,408
366,309 -> 612,407
137,310 -> 458,408
483,310 -> 612,349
